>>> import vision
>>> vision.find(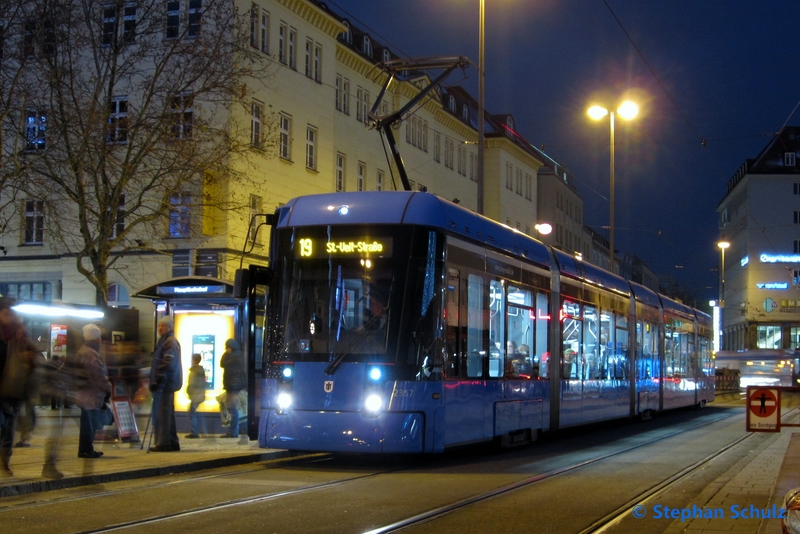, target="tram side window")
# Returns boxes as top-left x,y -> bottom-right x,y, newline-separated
466,274 -> 485,378
488,279 -> 505,378
445,274 -> 461,377
665,325 -> 682,378
583,305 -> 599,380
600,311 -> 614,379
507,285 -> 534,378
535,292 -> 549,378
613,314 -> 628,379
637,321 -> 657,379
562,300 -> 582,379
